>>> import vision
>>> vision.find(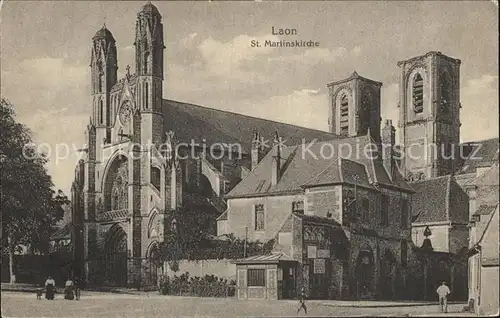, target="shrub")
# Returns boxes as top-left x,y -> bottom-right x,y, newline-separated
158,272 -> 236,297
